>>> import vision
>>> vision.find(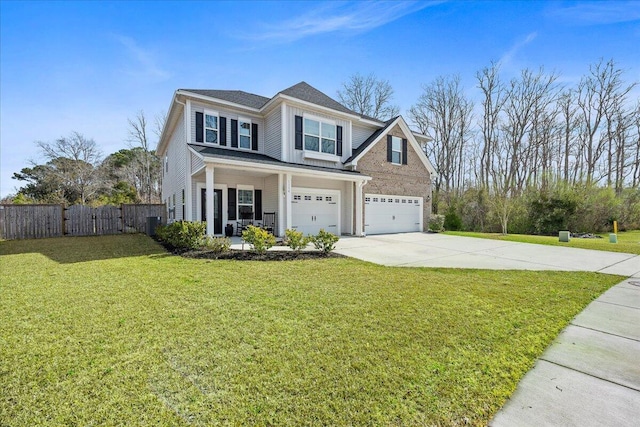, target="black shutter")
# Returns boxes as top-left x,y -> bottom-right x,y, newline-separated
336,125 -> 343,156
196,112 -> 203,143
231,119 -> 238,148
251,123 -> 258,151
295,115 -> 303,150
255,190 -> 262,220
220,117 -> 227,146
402,138 -> 408,165
228,188 -> 236,220
387,135 -> 393,162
